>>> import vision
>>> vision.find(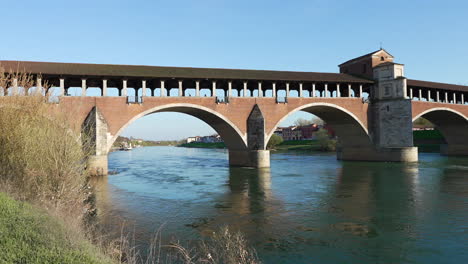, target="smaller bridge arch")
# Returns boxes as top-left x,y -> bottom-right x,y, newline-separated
413,107 -> 468,156
266,102 -> 373,151
109,103 -> 248,153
